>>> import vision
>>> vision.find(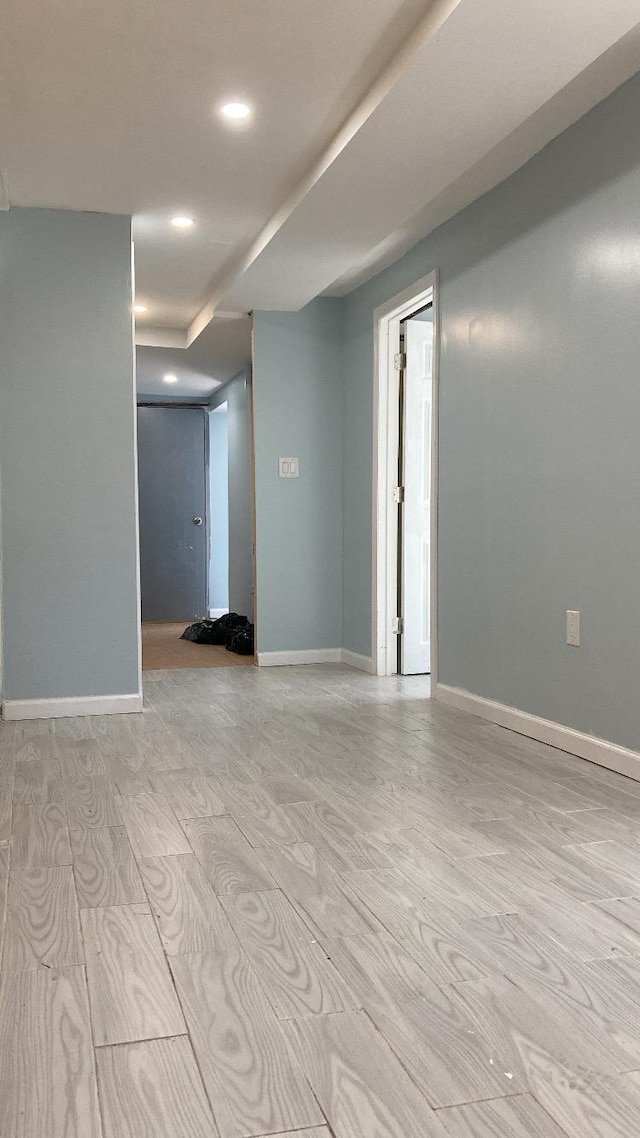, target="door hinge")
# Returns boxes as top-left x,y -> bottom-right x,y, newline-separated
392,485 -> 405,504
392,616 -> 403,635
393,351 -> 406,371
